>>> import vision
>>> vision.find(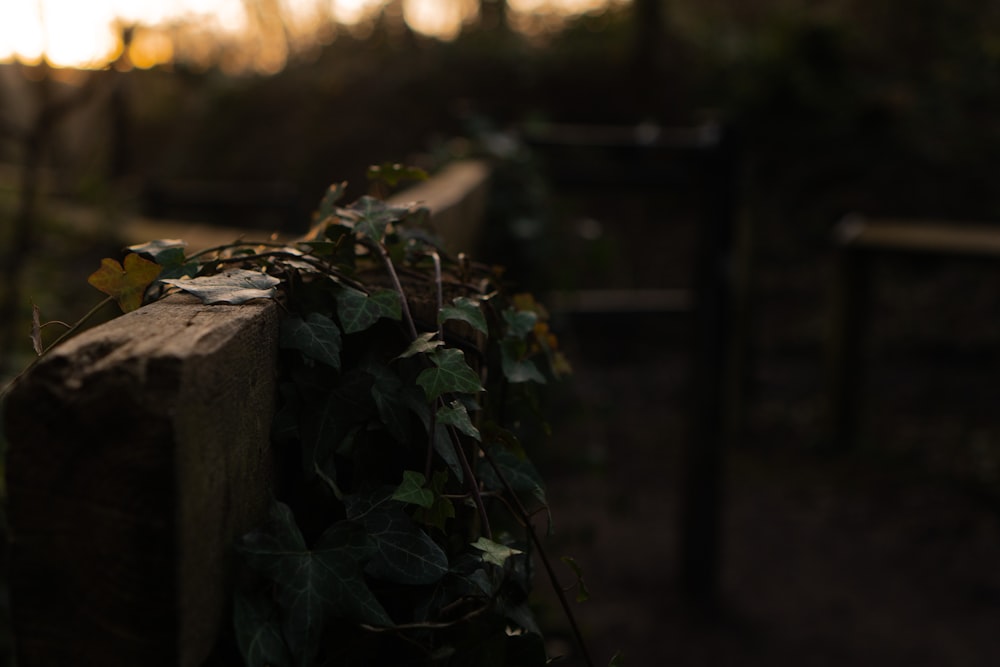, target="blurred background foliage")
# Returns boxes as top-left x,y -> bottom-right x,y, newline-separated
3,1 -> 1000,663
